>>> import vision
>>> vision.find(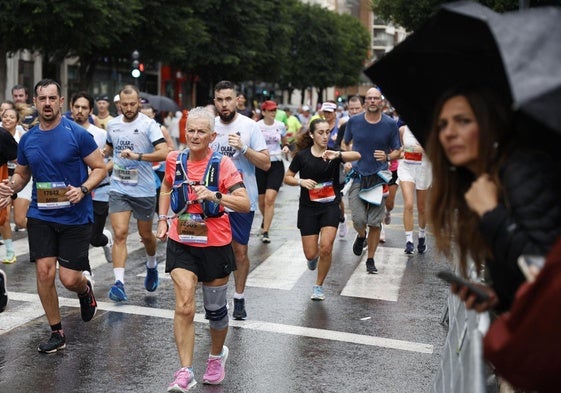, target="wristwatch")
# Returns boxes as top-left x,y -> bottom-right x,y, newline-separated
215,192 -> 223,203
80,185 -> 89,194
